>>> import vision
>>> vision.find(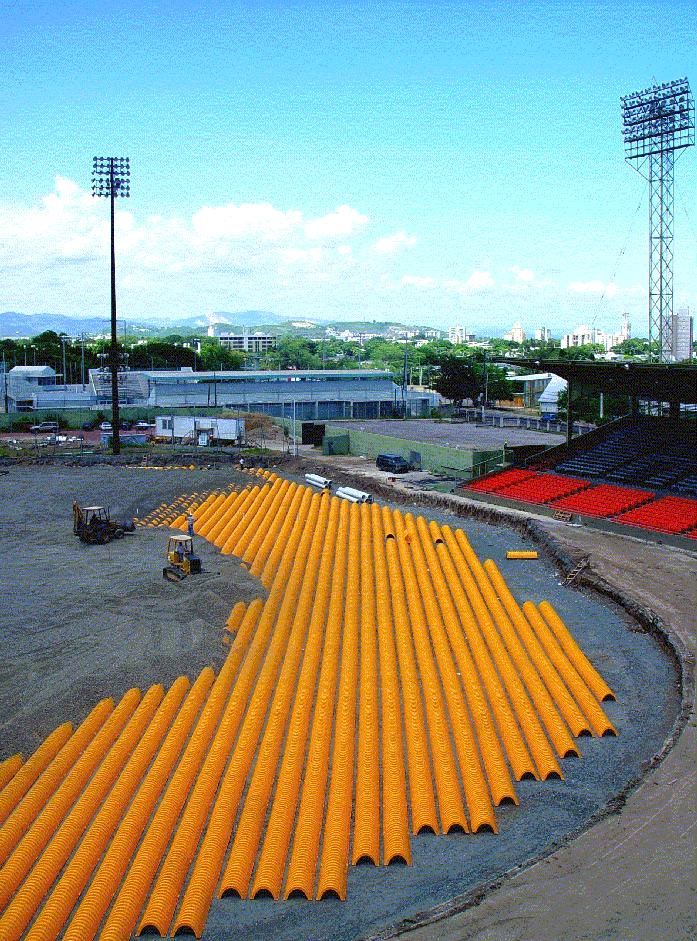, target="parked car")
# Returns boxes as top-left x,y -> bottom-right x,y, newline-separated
81,421 -> 94,430
134,421 -> 151,430
99,421 -> 112,431
30,421 -> 59,433
376,453 -> 412,473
